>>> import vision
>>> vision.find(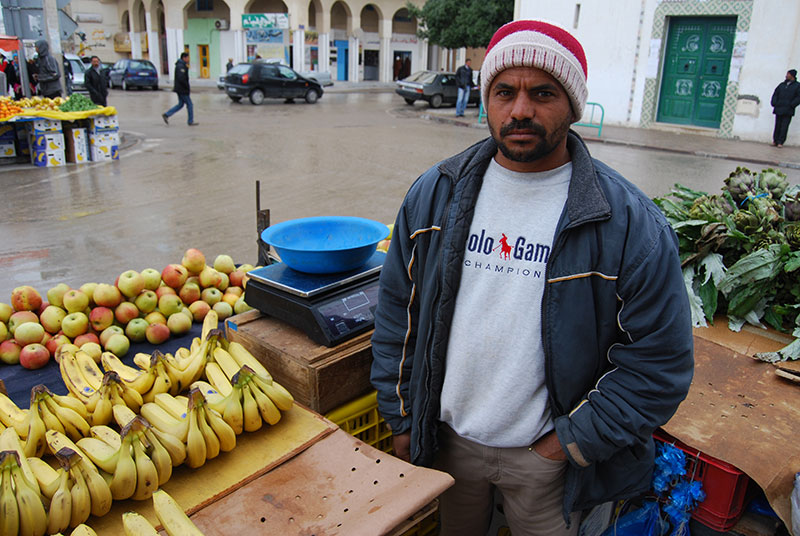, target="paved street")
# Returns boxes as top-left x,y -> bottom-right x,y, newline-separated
1,86 -> 799,301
